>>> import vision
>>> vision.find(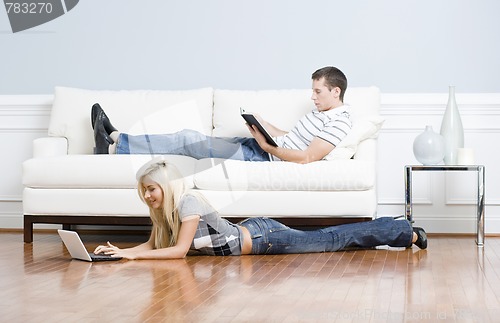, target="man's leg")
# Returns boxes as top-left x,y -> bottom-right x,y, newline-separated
115,129 -> 270,161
